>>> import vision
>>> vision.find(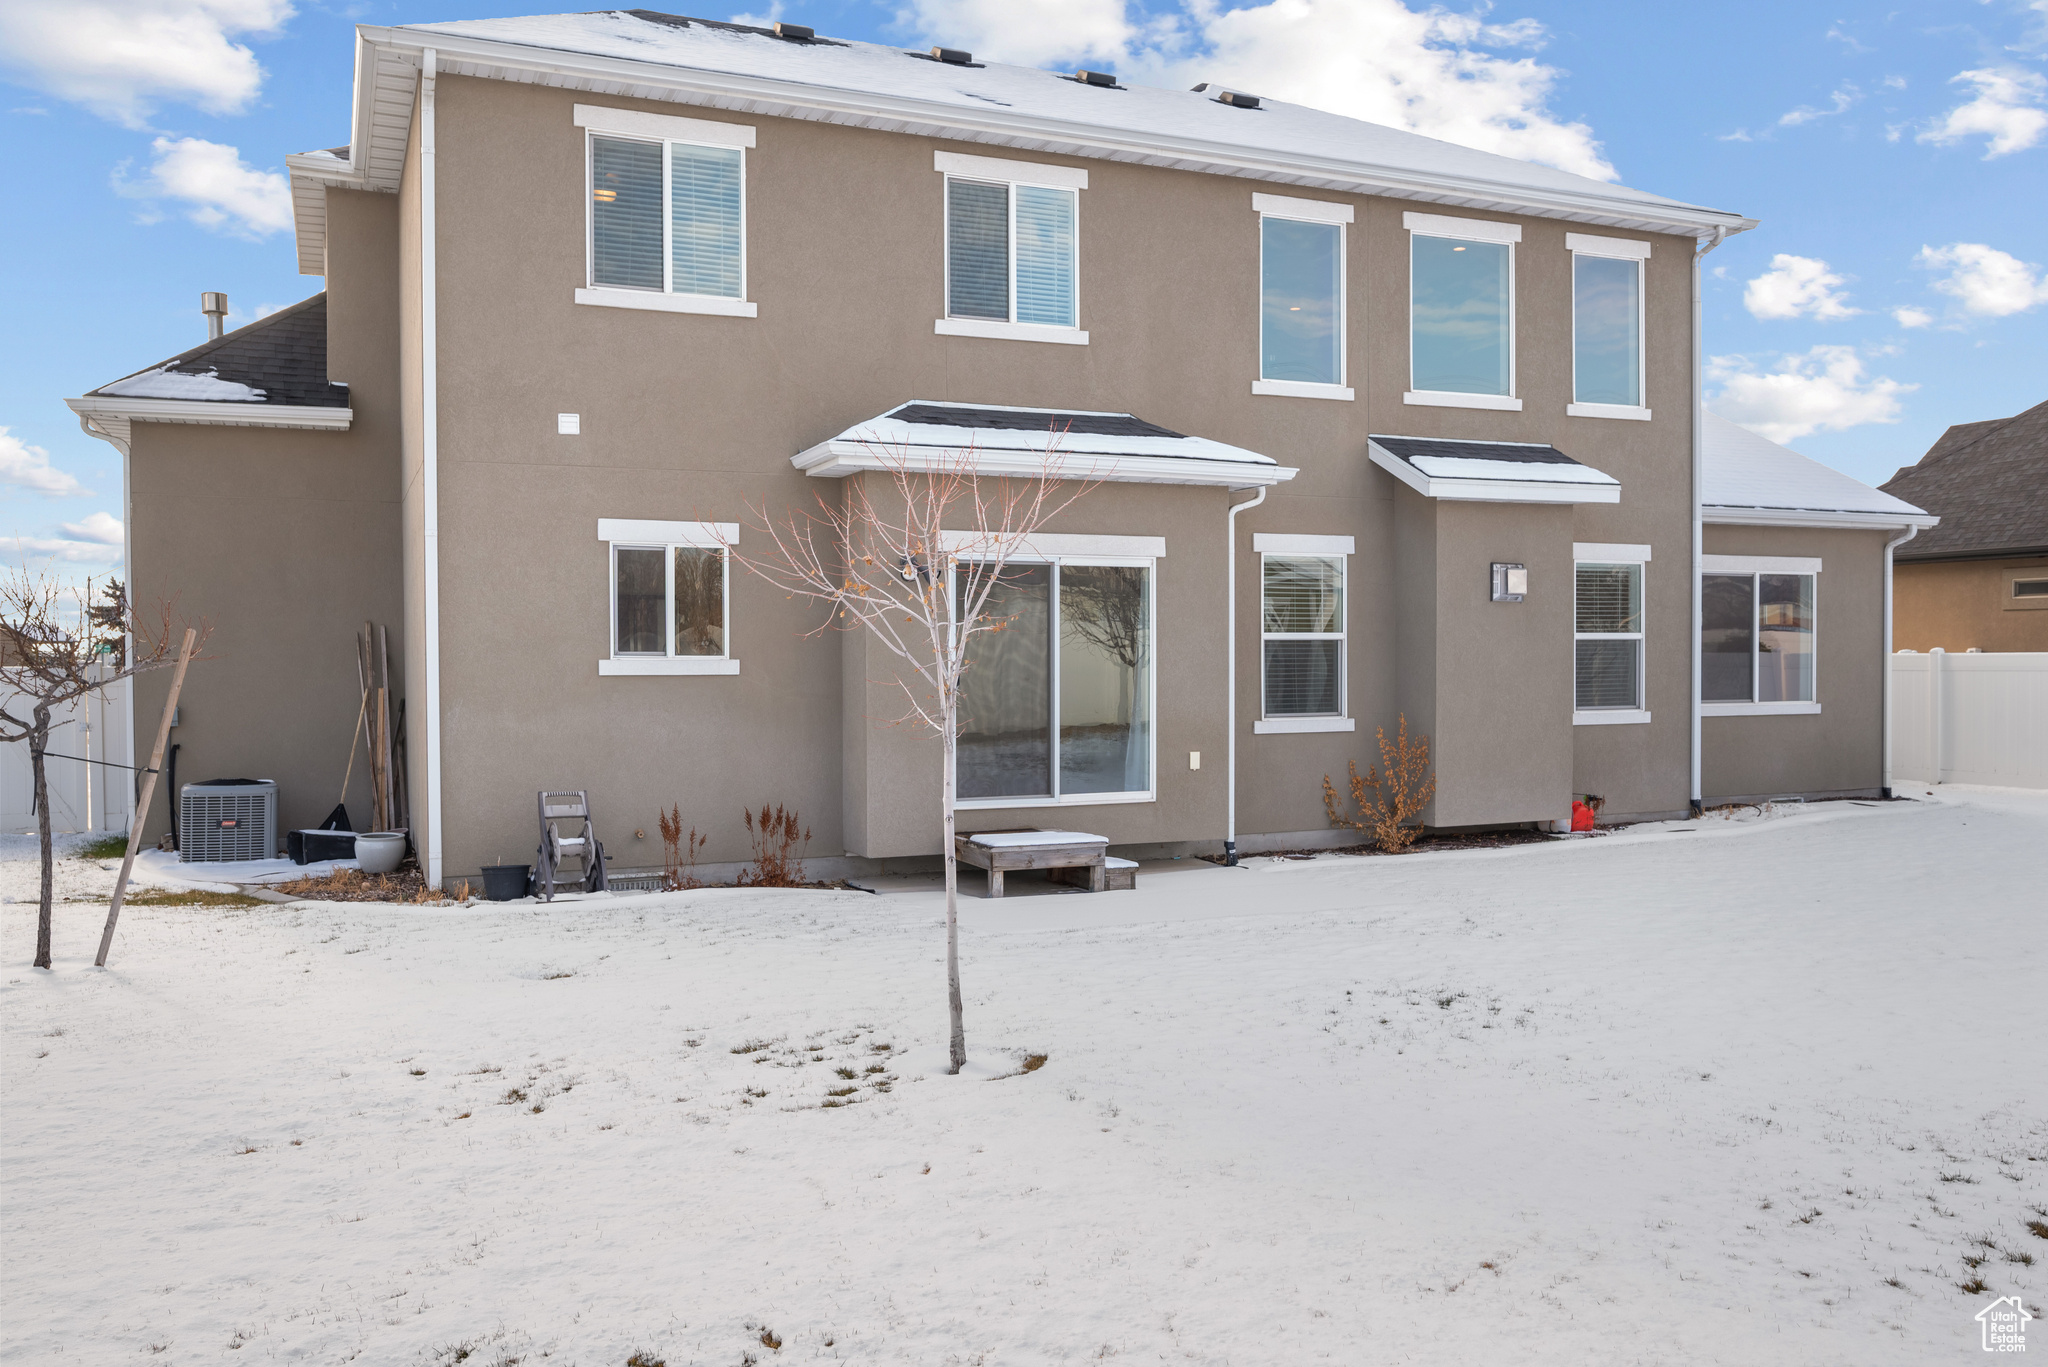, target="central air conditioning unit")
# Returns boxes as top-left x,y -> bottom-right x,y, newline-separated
179,779 -> 278,862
